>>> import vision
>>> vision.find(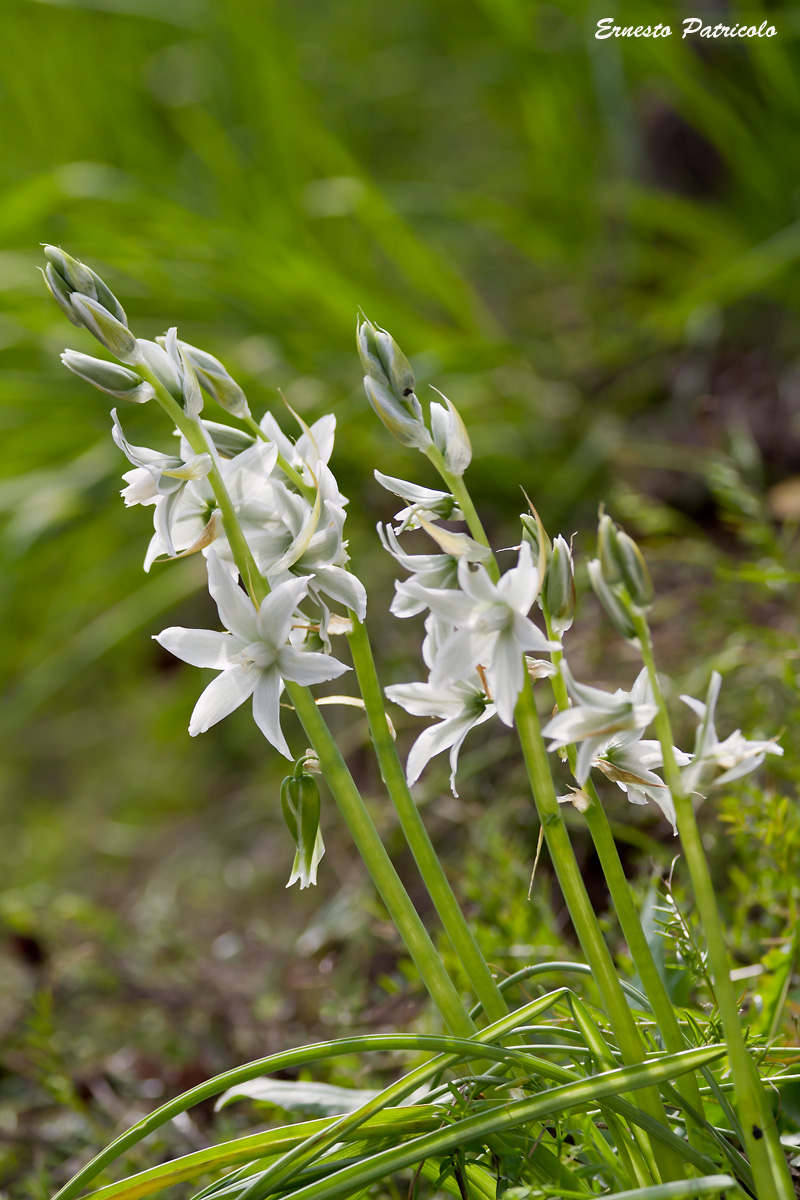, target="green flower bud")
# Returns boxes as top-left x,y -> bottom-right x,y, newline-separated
364,375 -> 432,450
357,318 -> 431,450
587,558 -> 638,640
42,246 -> 127,325
281,766 -> 324,889
61,350 -> 154,403
546,535 -> 575,633
178,341 -> 250,420
596,513 -> 653,611
201,420 -> 255,457
70,295 -> 138,362
430,390 -> 472,476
